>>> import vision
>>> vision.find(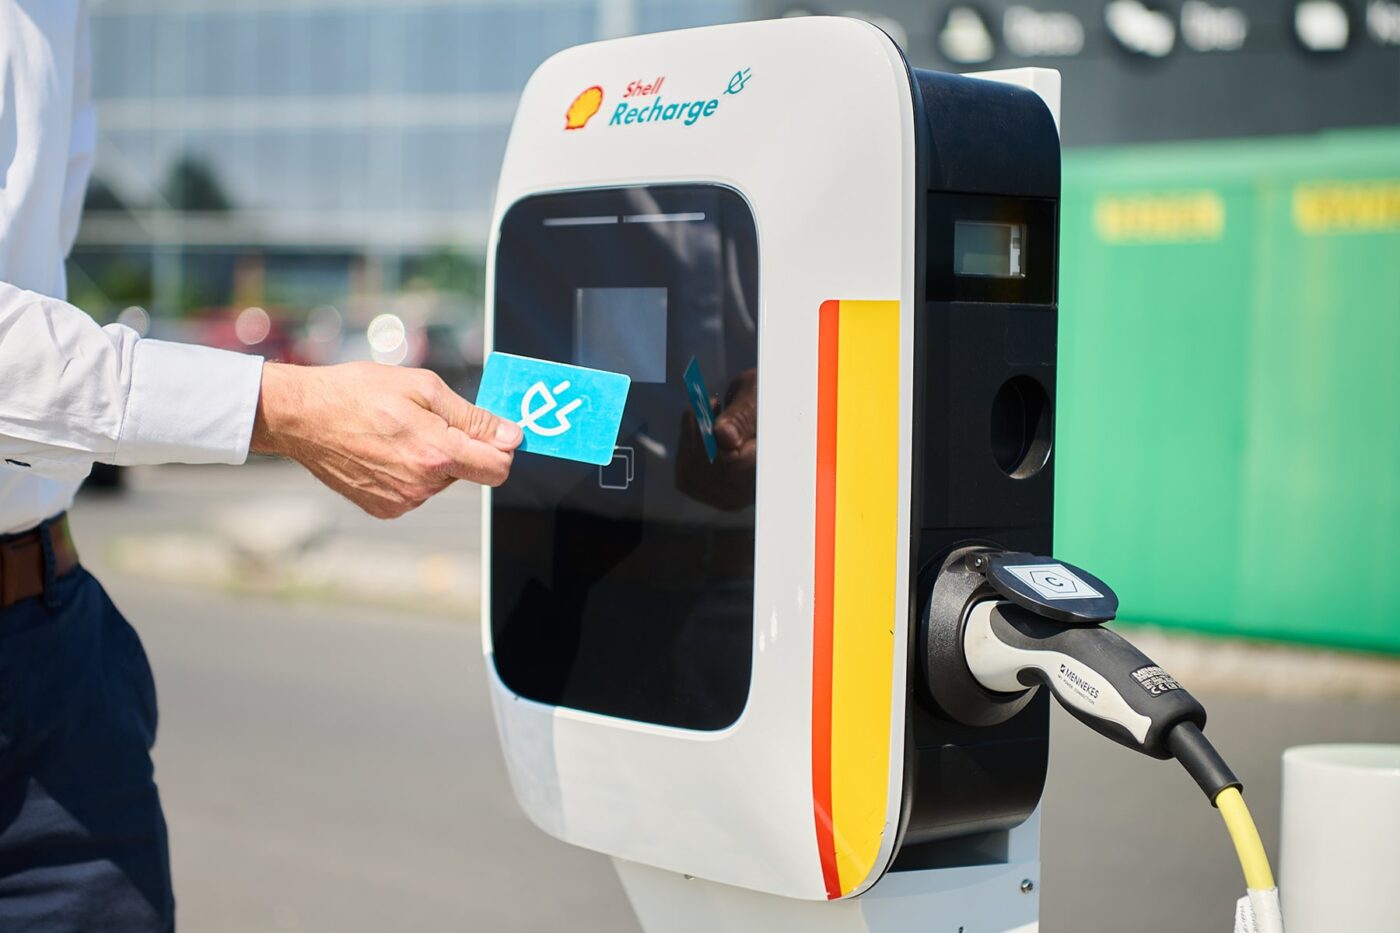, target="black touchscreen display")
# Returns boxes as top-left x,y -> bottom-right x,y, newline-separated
490,185 -> 759,730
